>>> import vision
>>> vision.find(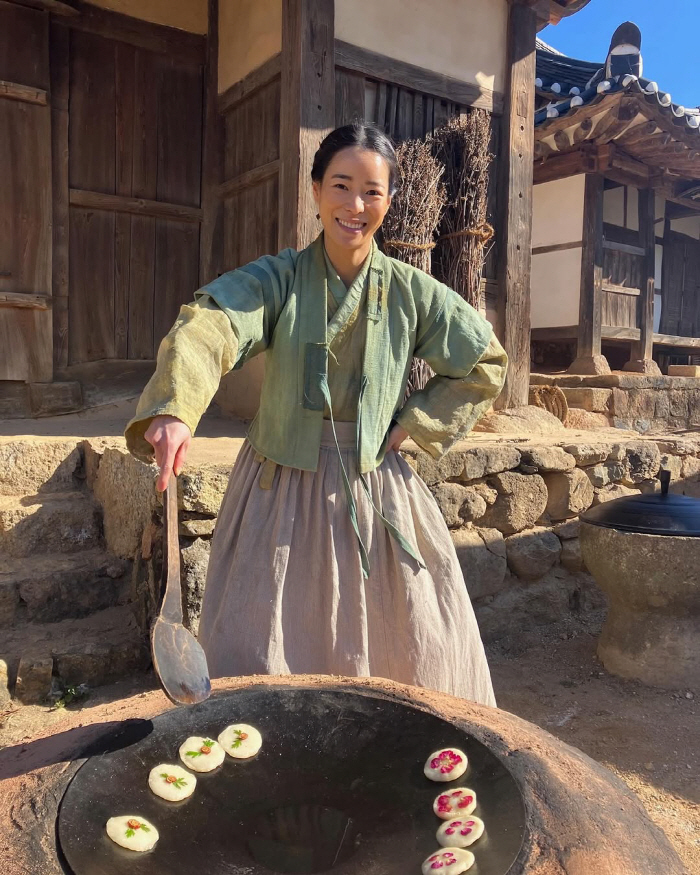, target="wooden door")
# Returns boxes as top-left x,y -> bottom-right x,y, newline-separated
66,28 -> 204,365
660,231 -> 700,337
0,2 -> 53,382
